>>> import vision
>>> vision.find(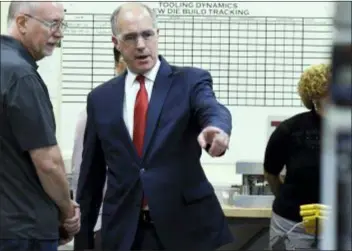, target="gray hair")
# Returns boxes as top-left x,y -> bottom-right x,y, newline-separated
7,1 -> 38,28
110,3 -> 158,36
